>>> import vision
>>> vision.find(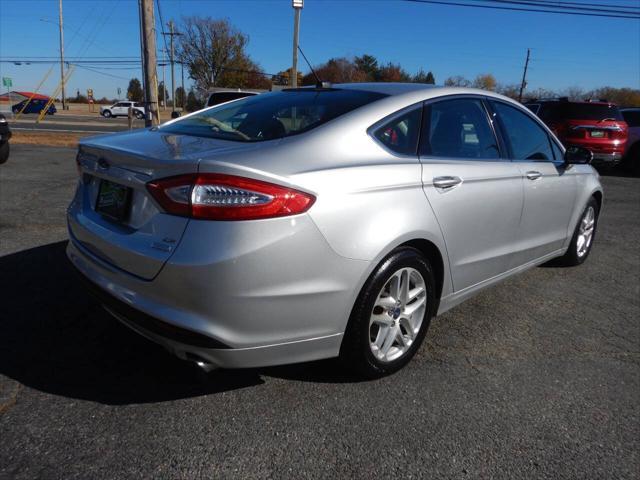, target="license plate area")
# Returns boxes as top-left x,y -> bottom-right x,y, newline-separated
95,179 -> 132,222
590,130 -> 605,138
